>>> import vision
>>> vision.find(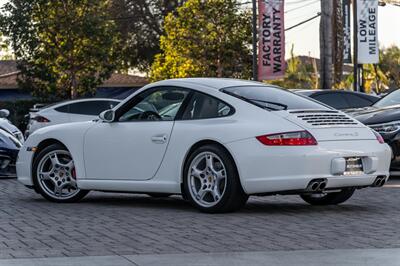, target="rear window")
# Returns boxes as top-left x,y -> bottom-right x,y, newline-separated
313,93 -> 349,109
222,86 -> 329,111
